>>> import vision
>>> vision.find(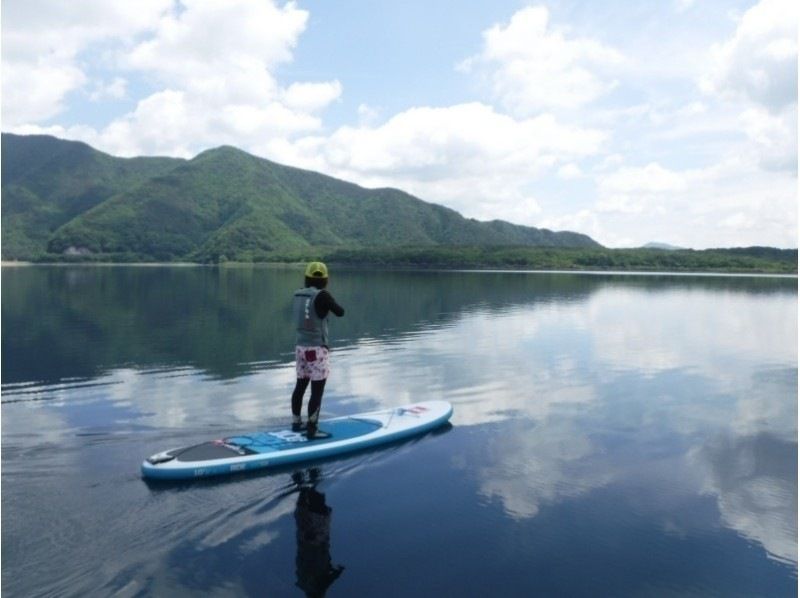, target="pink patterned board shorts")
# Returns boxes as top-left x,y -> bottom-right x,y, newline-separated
295,346 -> 330,381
